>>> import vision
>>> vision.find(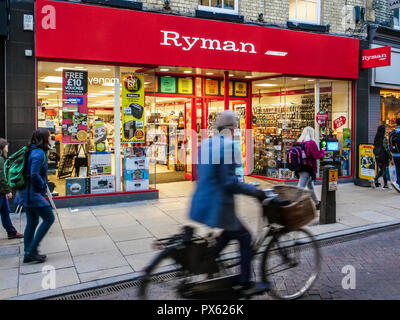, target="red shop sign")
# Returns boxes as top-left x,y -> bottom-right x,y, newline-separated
333,116 -> 346,130
316,112 -> 328,126
36,0 -> 359,79
361,46 -> 391,69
